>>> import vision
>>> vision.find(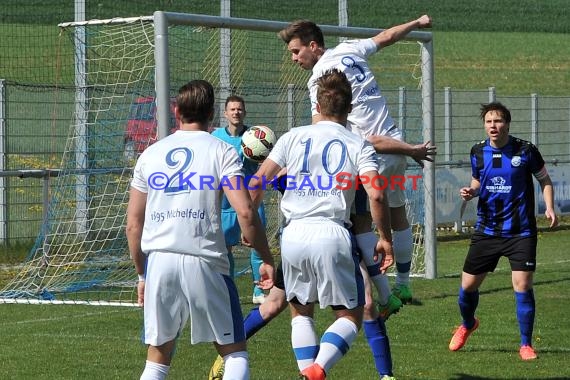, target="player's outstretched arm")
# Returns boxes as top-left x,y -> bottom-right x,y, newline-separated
372,14 -> 432,50
367,135 -> 436,168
